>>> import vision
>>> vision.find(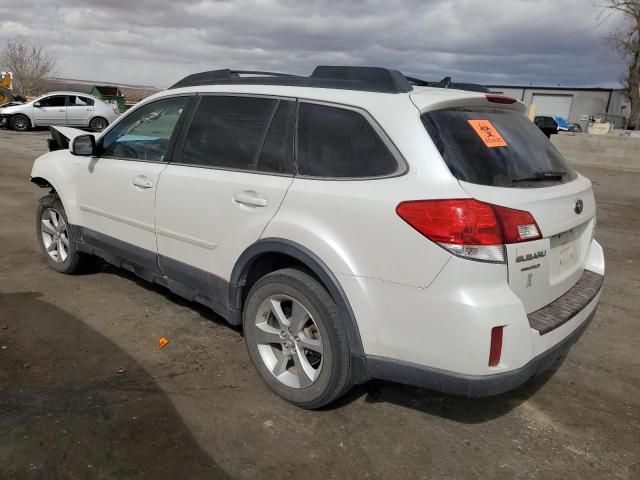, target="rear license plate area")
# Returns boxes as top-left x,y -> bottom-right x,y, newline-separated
549,228 -> 579,279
